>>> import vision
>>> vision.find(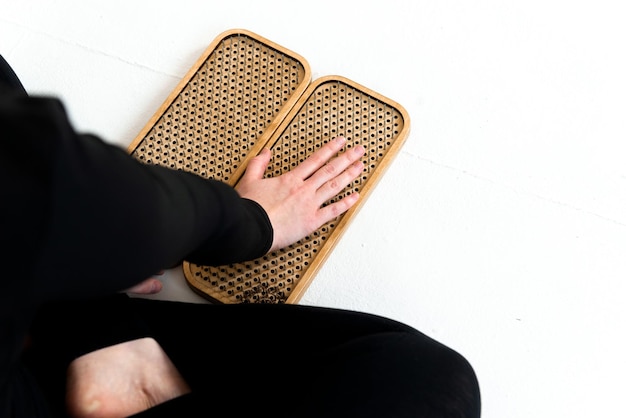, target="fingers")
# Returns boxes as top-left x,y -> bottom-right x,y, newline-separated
309,144 -> 365,191
317,191 -> 361,222
124,277 -> 163,295
315,158 -> 364,203
292,136 -> 349,180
